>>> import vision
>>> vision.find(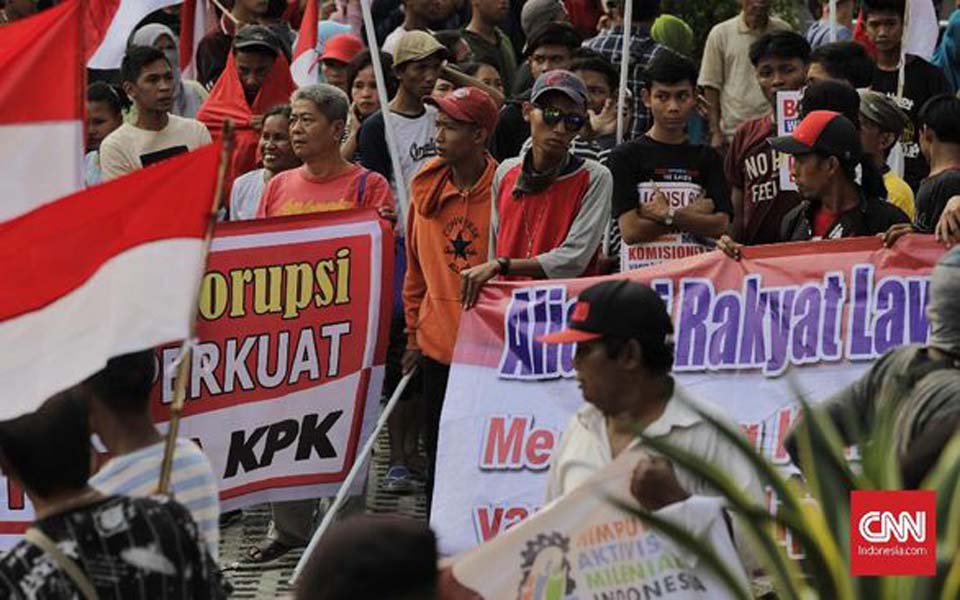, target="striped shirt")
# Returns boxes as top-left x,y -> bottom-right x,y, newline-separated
90,439 -> 221,560
805,20 -> 852,49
